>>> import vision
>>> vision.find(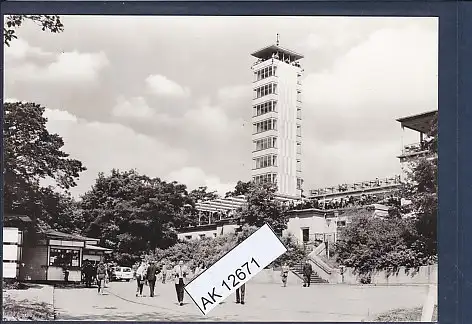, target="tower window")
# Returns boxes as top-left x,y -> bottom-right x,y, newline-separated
253,173 -> 277,185
255,66 -> 277,82
254,83 -> 278,99
254,136 -> 277,152
253,100 -> 277,117
253,118 -> 277,134
253,154 -> 277,169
